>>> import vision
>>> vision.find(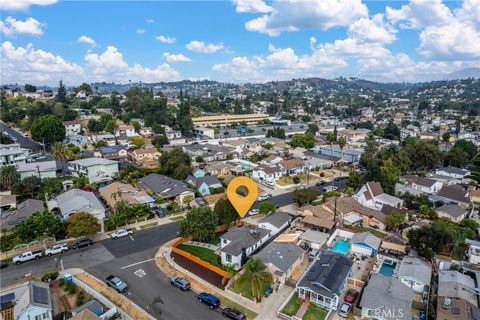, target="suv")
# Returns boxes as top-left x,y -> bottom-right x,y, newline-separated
45,243 -> 69,256
72,239 -> 93,250
344,288 -> 359,303
222,308 -> 246,320
197,292 -> 220,309
170,276 -> 190,291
